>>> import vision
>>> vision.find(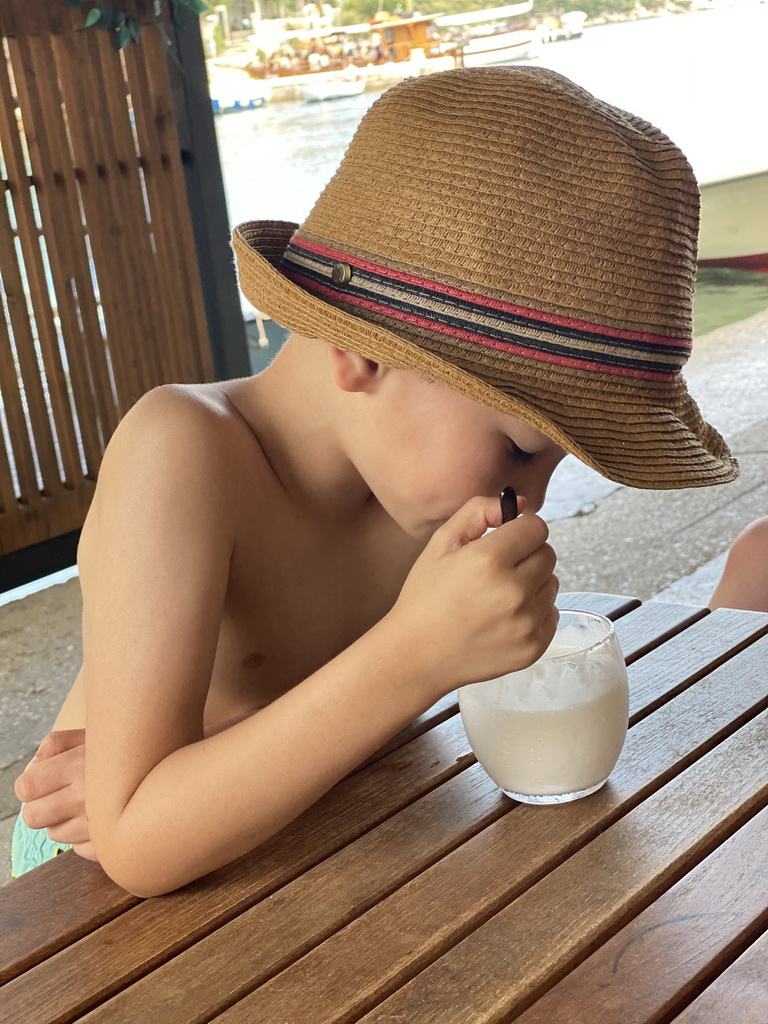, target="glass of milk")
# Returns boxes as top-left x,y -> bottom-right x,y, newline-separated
458,610 -> 629,804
